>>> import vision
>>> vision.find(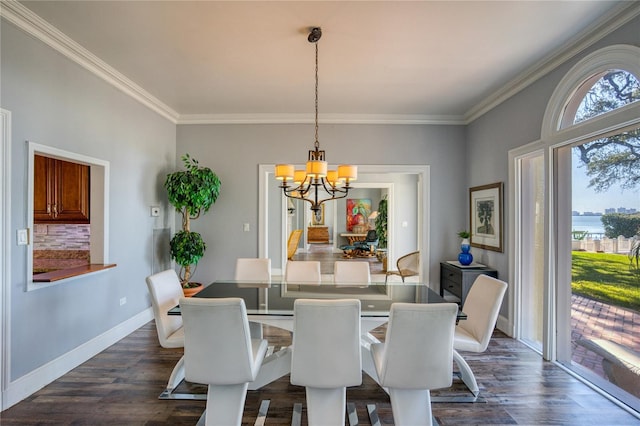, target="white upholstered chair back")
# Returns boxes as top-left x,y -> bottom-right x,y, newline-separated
290,299 -> 362,425
285,260 -> 322,284
333,261 -> 371,285
374,303 -> 457,389
371,302 -> 458,425
181,297 -> 265,384
145,269 -> 184,348
455,275 -> 508,353
180,297 -> 268,426
235,258 -> 271,282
